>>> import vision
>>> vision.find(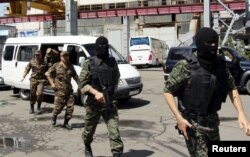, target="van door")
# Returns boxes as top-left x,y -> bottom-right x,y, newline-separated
14,45 -> 39,89
65,44 -> 88,94
1,45 -> 16,86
